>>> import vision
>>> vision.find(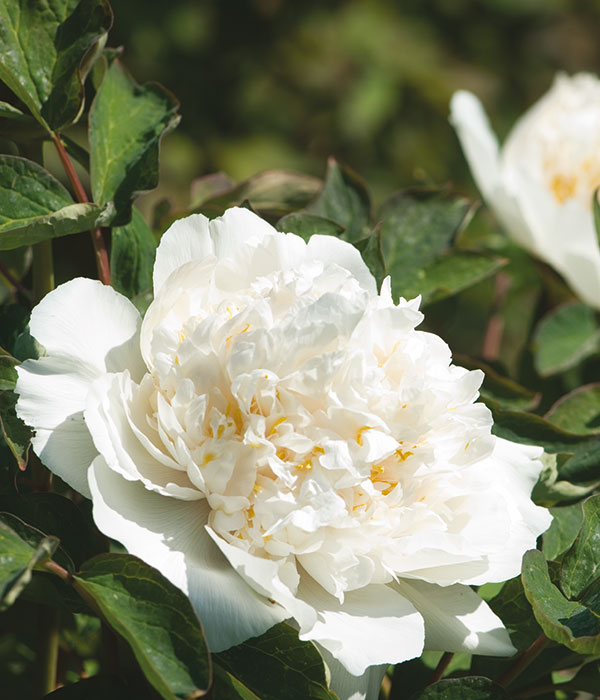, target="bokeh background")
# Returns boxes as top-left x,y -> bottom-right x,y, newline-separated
109,0 -> 600,209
